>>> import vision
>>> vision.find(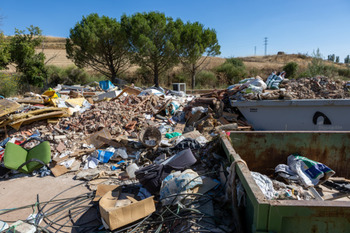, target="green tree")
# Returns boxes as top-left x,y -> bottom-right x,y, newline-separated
327,54 -> 335,62
8,25 -> 46,87
336,56 -> 340,63
66,13 -> 130,80
0,32 -> 10,69
345,55 -> 350,64
180,22 -> 220,89
121,12 -> 183,87
283,62 -> 298,79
